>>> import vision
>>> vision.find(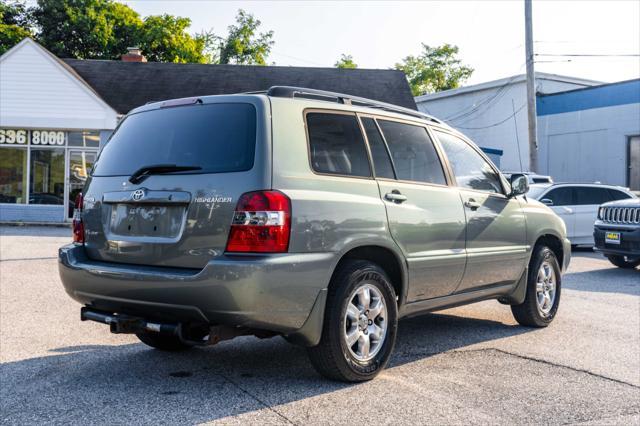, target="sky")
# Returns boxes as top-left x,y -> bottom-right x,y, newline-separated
117,1 -> 637,84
